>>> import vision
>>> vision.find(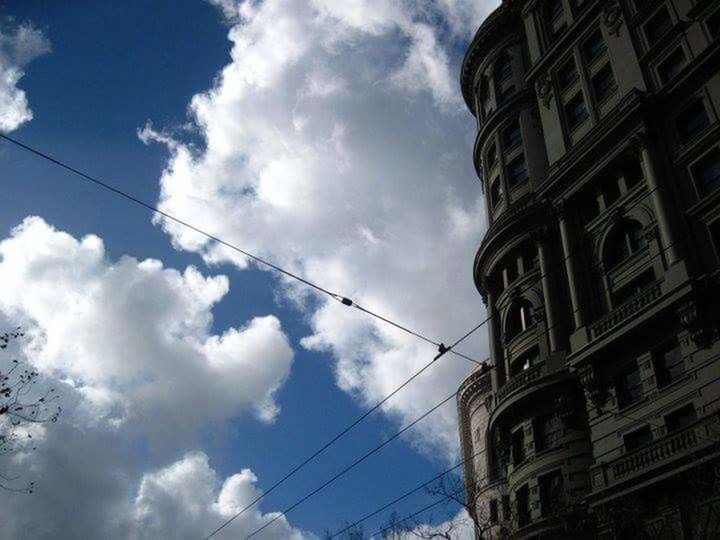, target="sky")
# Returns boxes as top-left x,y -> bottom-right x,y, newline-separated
0,0 -> 498,538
